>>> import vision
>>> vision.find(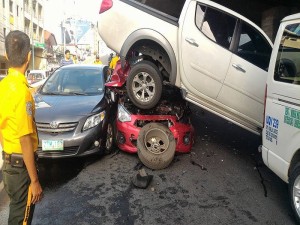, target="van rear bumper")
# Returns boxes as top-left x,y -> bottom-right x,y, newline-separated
258,145 -> 269,167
